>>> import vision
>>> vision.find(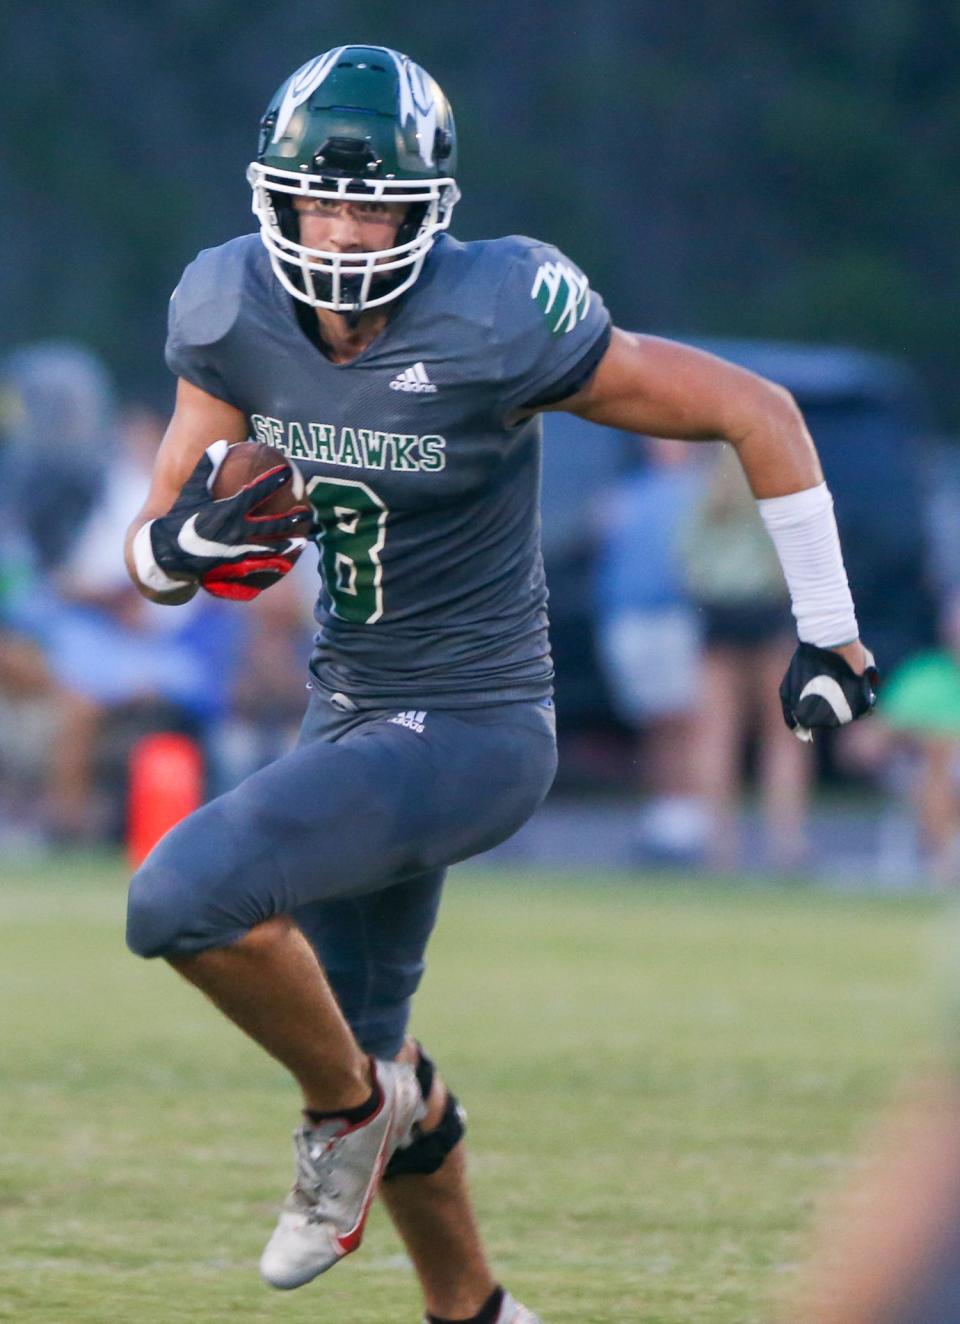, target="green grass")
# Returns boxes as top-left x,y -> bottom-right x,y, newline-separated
0,855 -> 944,1323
